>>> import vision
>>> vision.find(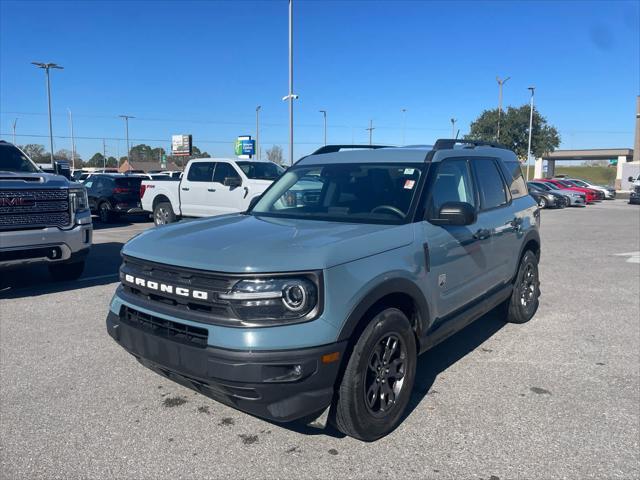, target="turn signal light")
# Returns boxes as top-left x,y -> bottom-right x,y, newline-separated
321,352 -> 340,364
